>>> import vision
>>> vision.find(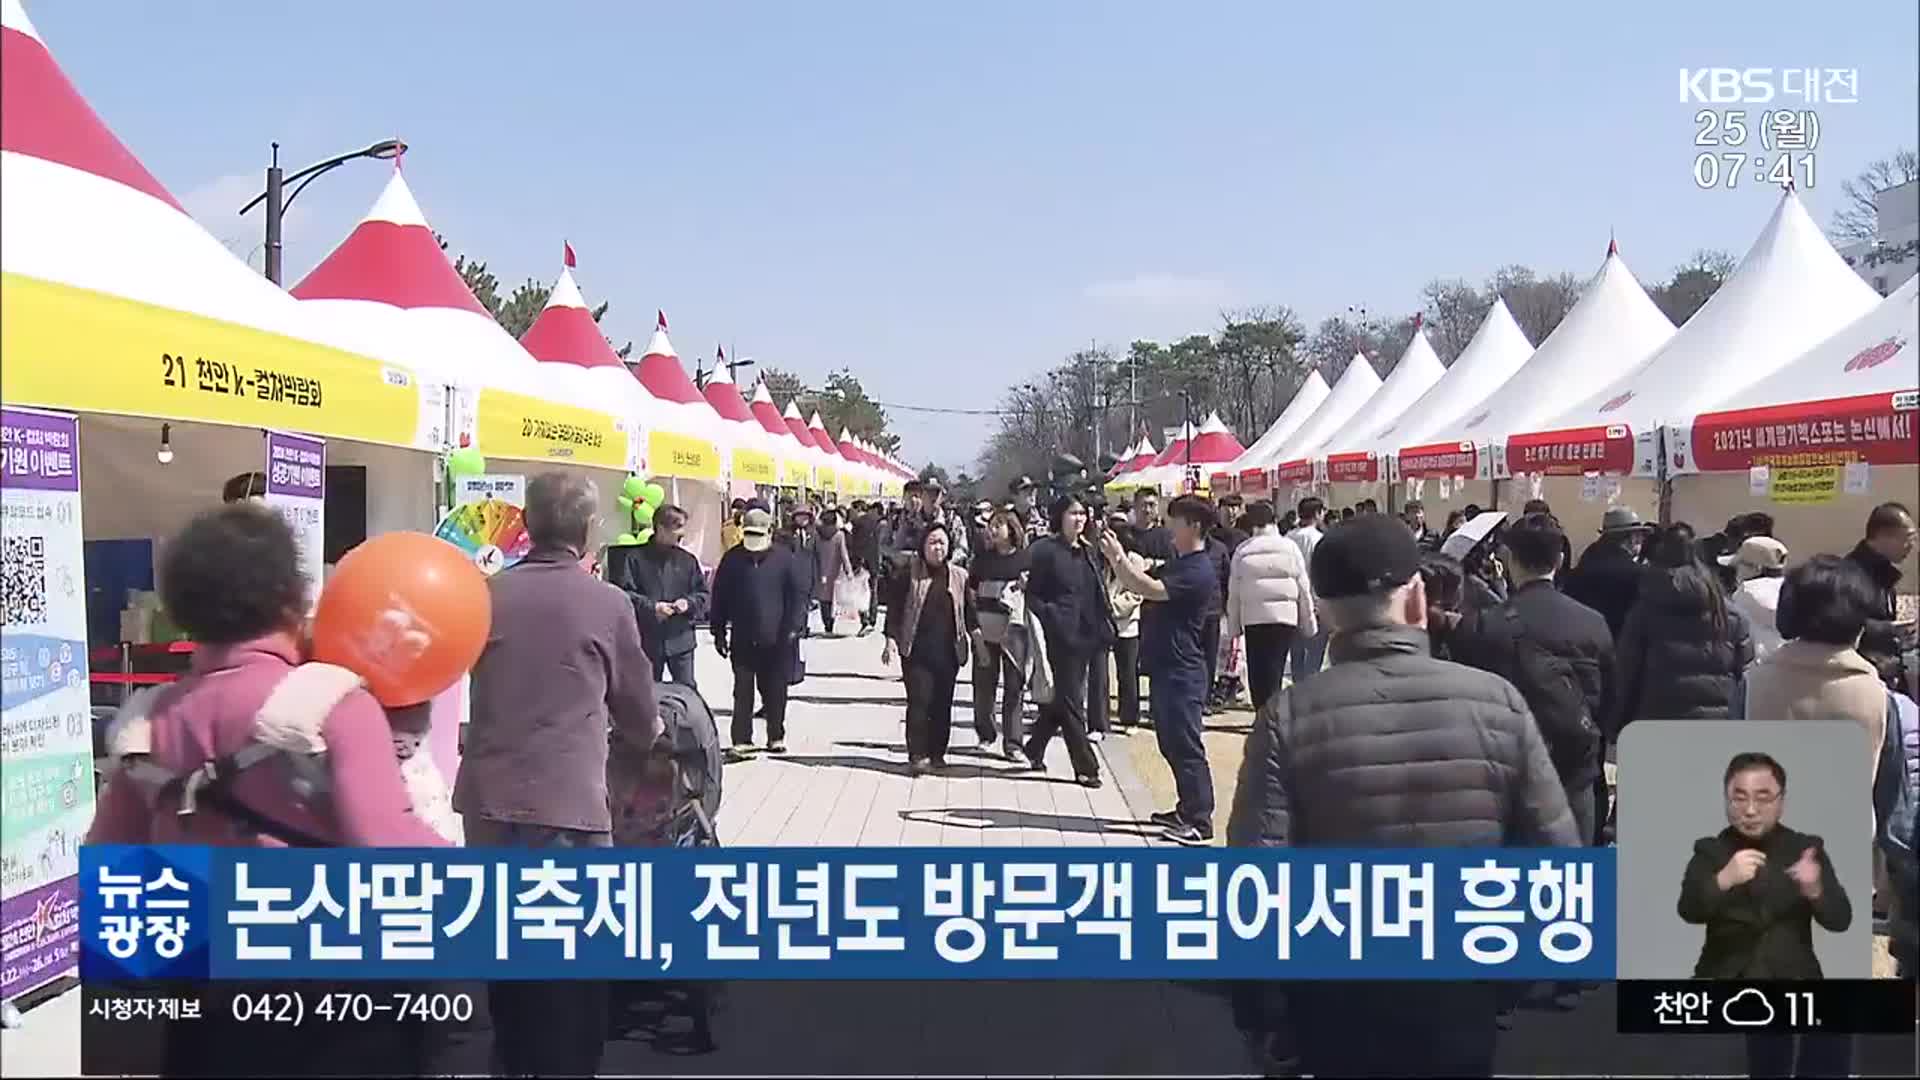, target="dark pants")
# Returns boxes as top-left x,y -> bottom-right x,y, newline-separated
971,641 -> 1025,746
1026,648 -> 1101,780
1744,1032 -> 1854,1078
818,597 -> 836,636
653,649 -> 697,690
1289,981 -> 1497,1077
1087,646 -> 1112,734
463,818 -> 612,1079
1242,623 -> 1296,712
164,982 -> 430,1077
1290,629 -> 1329,681
731,641 -> 790,746
1151,673 -> 1213,831
904,657 -> 960,763
862,568 -> 881,630
1113,636 -> 1141,728
1567,776 -> 1597,849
